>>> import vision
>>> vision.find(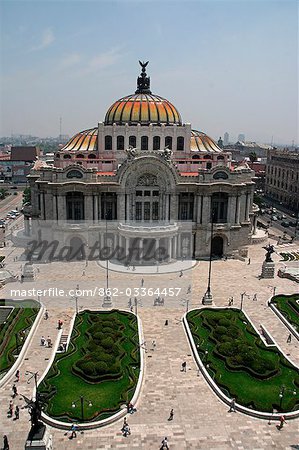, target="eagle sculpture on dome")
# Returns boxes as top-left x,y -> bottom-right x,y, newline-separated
139,60 -> 149,70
